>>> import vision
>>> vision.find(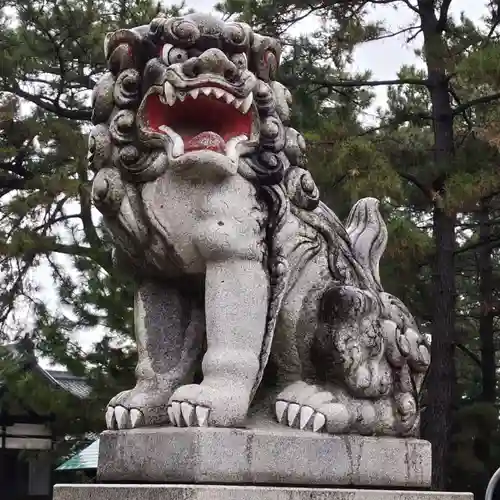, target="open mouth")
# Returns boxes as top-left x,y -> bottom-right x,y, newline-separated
144,83 -> 255,159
